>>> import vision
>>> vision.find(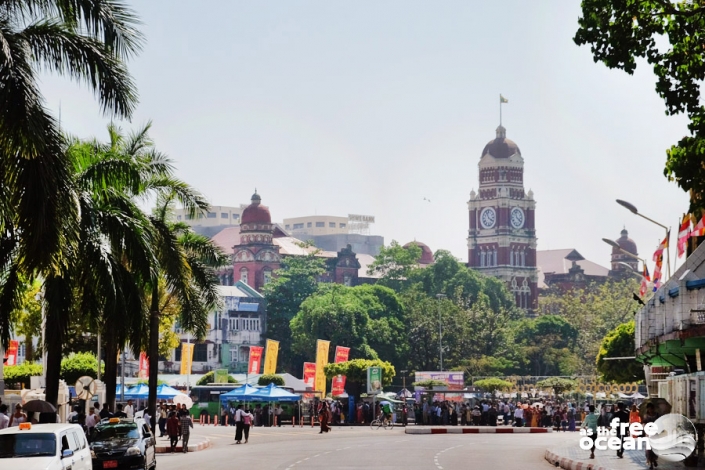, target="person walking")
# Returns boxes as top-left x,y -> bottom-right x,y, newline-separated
8,404 -> 26,427
124,399 -> 134,419
242,407 -> 253,443
613,402 -> 630,458
158,404 -> 168,437
581,405 -> 599,460
0,404 -> 9,429
629,404 -> 641,438
318,402 -> 330,434
234,404 -> 253,444
166,412 -> 180,453
179,410 -> 193,453
643,403 -> 659,469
